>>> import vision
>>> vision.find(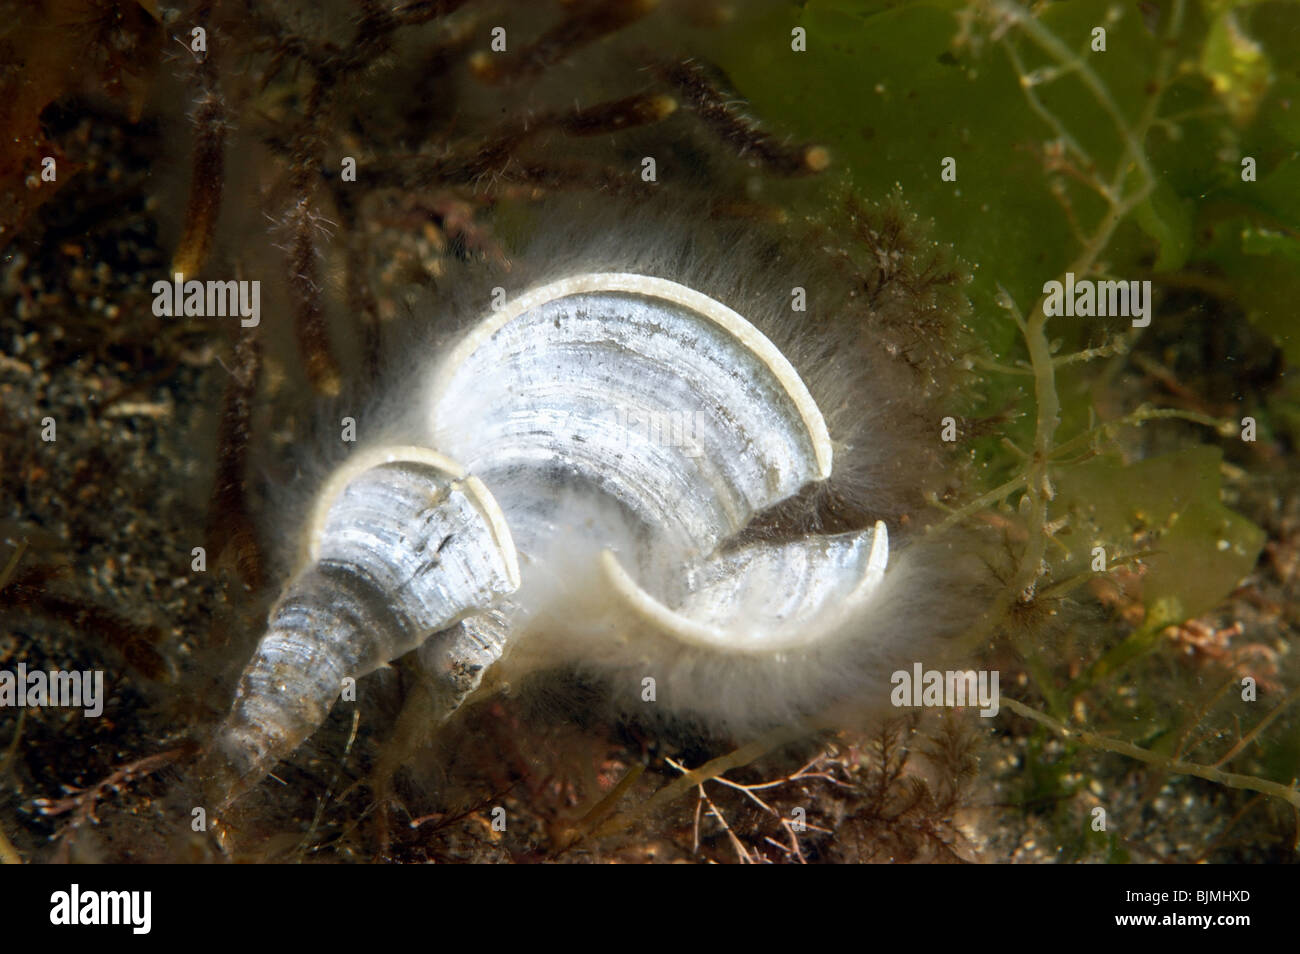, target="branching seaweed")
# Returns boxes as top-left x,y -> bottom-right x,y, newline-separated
939,0 -> 1299,850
